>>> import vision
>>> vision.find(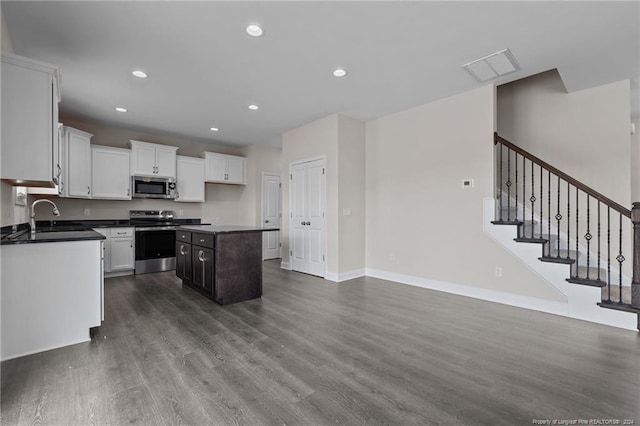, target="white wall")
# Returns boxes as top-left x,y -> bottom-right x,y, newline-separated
338,115 -> 366,275
631,118 -> 640,203
365,84 -> 564,301
281,114 -> 339,272
497,69 -> 631,208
